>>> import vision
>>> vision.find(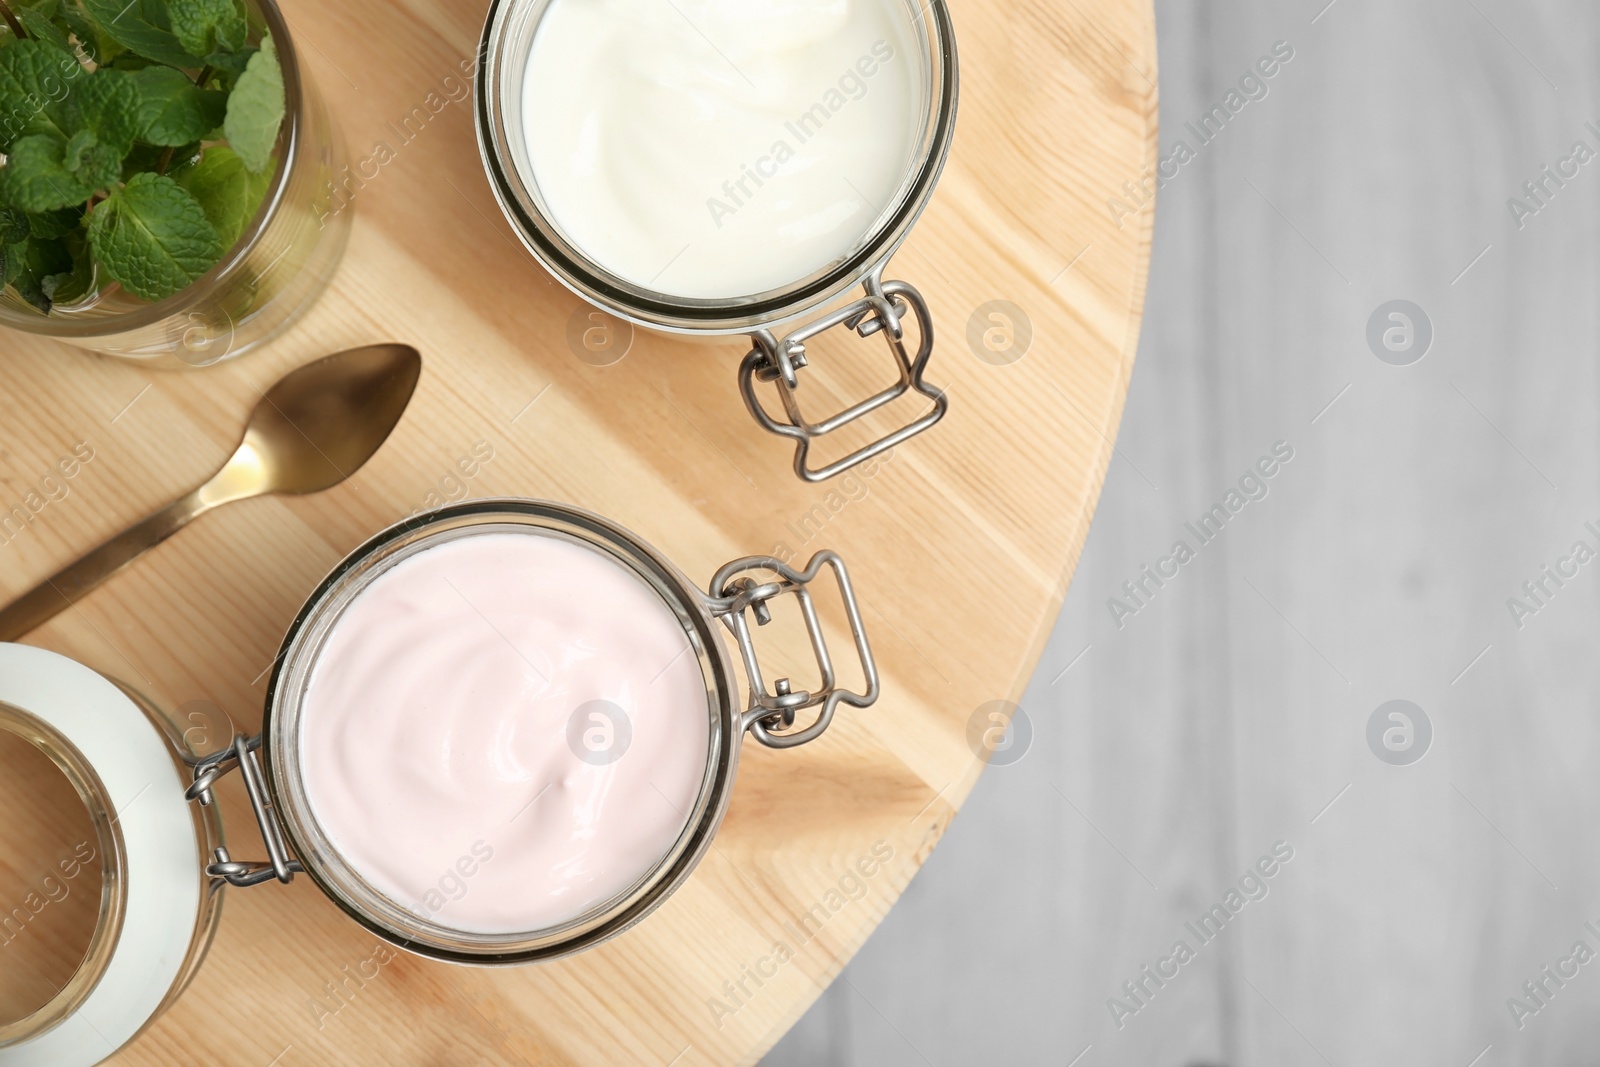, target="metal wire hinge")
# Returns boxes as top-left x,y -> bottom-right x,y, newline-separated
706,550 -> 880,748
739,269 -> 949,482
185,733 -> 304,888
